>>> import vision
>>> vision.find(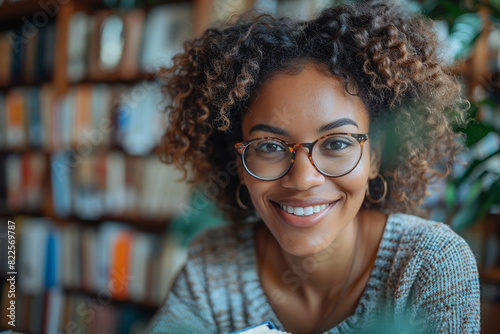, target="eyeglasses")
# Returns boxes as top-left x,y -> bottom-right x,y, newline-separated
235,133 -> 369,181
